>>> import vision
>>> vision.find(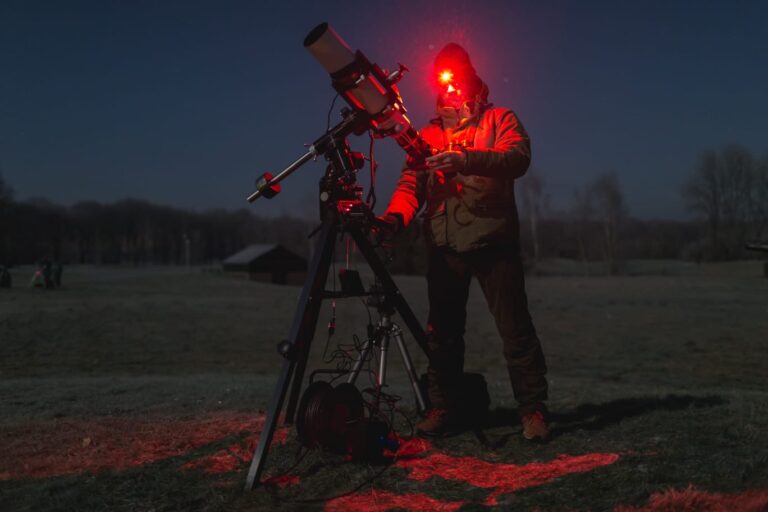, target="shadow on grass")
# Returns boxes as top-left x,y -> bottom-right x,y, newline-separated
477,394 -> 726,445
